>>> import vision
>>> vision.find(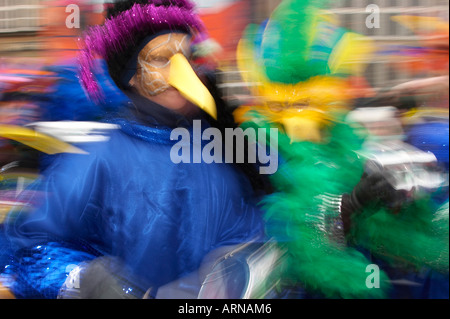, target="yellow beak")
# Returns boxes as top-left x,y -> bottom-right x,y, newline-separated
168,53 -> 217,120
